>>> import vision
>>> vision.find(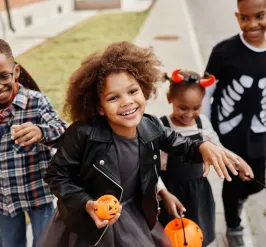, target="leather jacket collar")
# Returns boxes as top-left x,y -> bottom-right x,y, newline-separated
89,114 -> 163,144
